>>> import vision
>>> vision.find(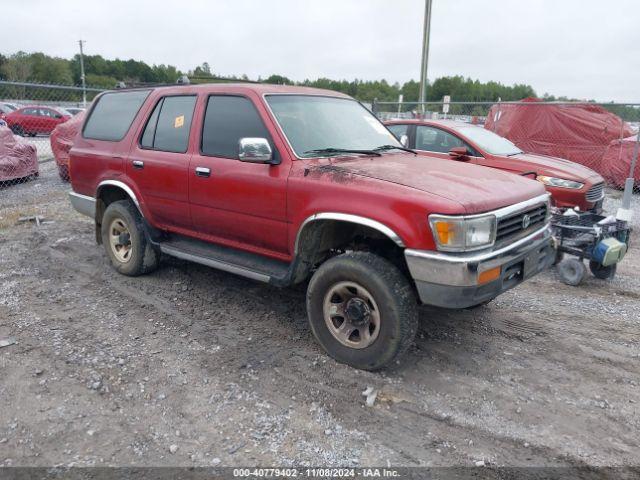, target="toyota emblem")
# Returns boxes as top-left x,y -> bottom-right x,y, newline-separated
522,214 -> 531,229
